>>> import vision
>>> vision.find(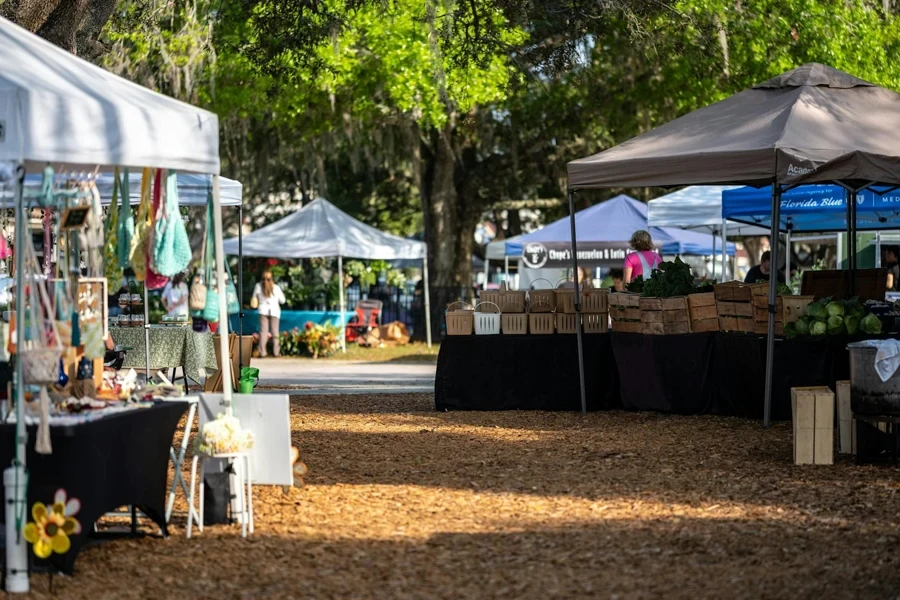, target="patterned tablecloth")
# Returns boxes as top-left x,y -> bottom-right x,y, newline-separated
110,326 -> 218,383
